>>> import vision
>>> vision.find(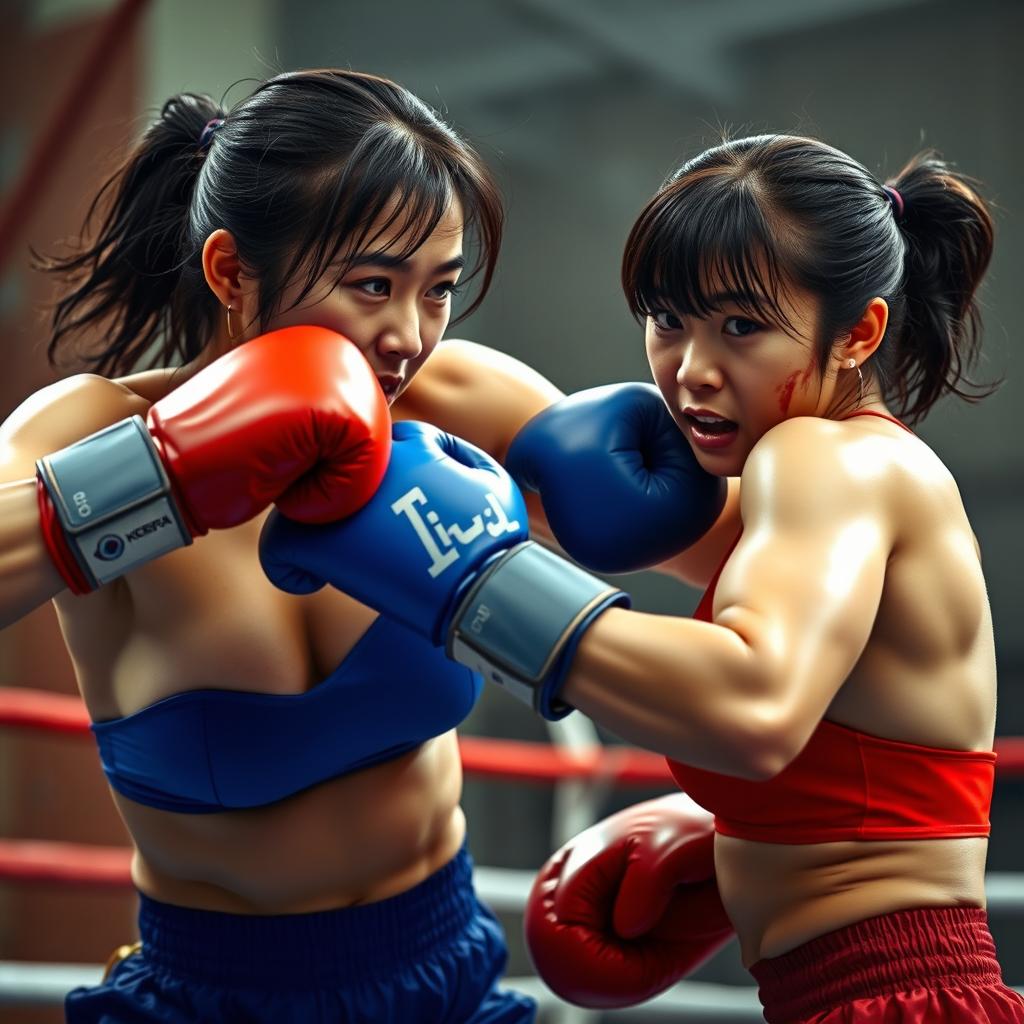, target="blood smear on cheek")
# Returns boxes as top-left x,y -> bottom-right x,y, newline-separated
776,372 -> 799,414
776,364 -> 815,415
